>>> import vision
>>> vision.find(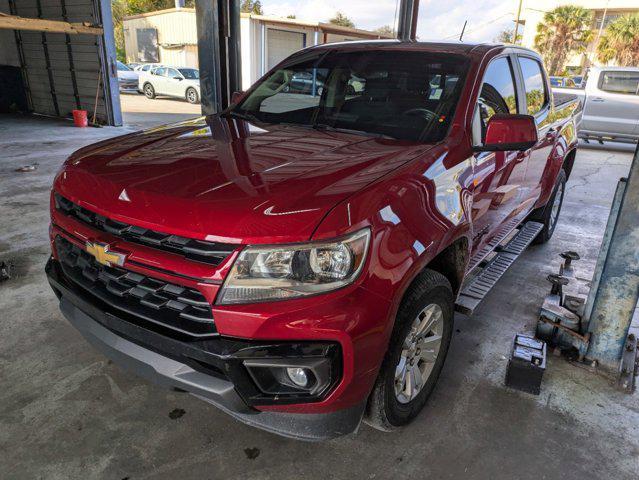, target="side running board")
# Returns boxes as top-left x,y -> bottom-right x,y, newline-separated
455,221 -> 544,316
